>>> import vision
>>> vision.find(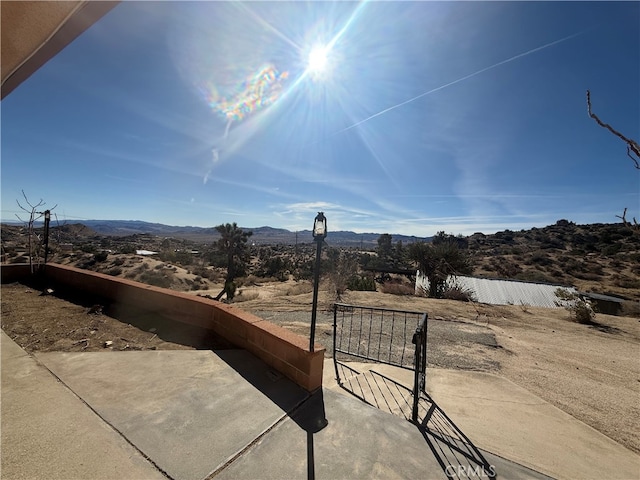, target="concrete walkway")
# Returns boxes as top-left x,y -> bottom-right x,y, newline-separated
324,361 -> 640,480
2,331 -> 639,479
1,331 -> 165,480
425,368 -> 640,480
